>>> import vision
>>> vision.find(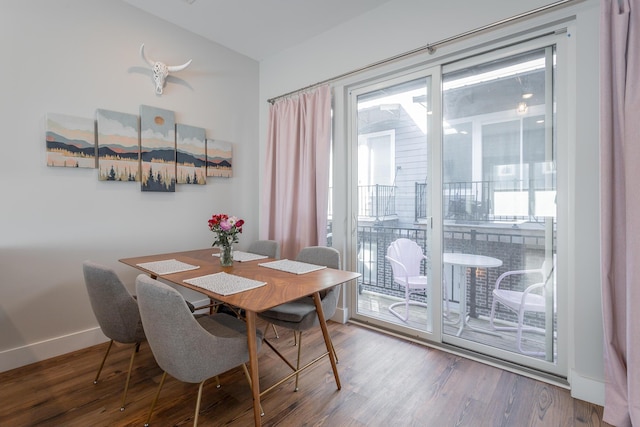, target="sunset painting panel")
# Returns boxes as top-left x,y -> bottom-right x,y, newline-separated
46,113 -> 96,168
96,109 -> 140,181
140,105 -> 176,192
206,139 -> 232,178
176,124 -> 206,185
